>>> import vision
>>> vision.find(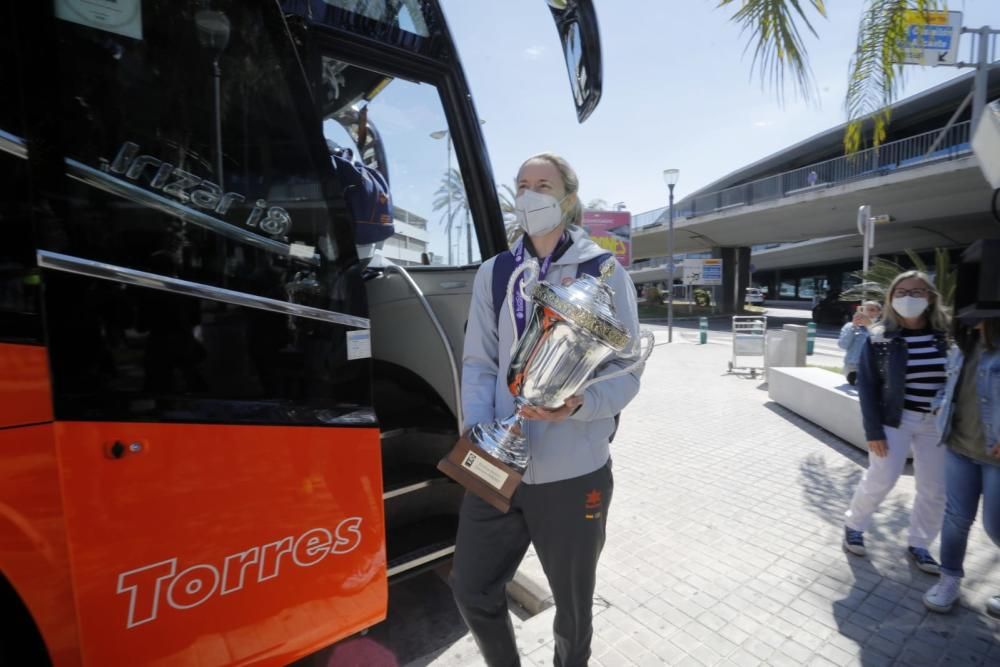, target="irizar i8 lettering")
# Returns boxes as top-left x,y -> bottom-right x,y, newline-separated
107,141 -> 292,238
